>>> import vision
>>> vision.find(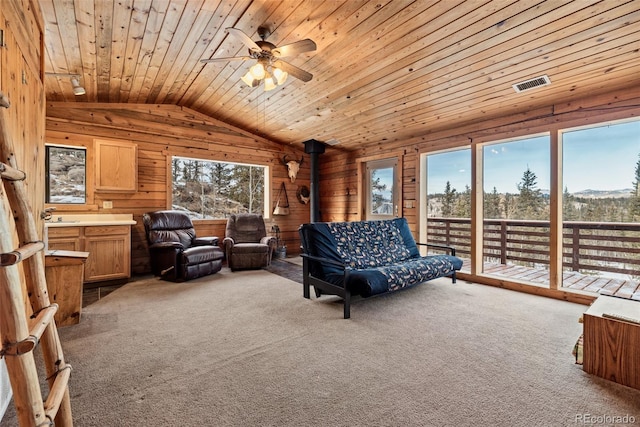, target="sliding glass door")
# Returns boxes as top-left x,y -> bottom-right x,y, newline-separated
424,148 -> 471,272
482,135 -> 550,285
561,120 -> 640,297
